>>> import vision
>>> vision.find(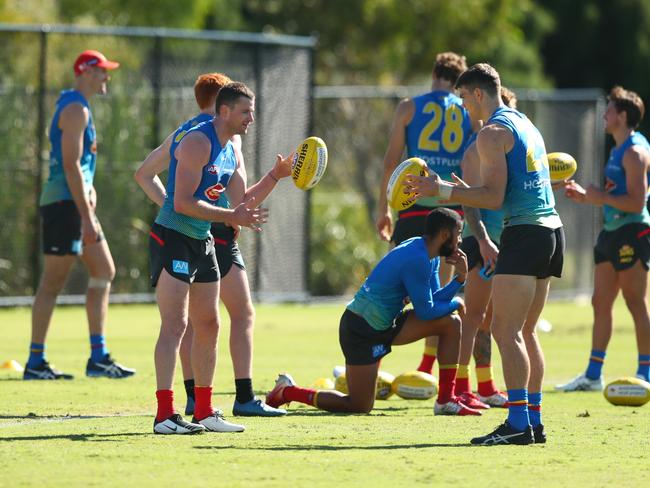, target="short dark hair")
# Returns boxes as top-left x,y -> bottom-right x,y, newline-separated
608,86 -> 645,129
433,52 -> 467,84
215,81 -> 255,113
455,63 -> 501,97
424,208 -> 462,239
